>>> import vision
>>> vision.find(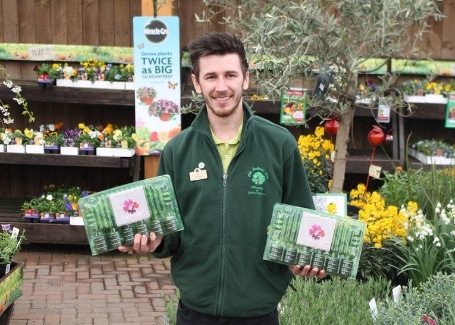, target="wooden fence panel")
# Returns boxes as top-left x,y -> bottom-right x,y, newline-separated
82,0 -> 99,45
99,1 -> 115,46
34,0 -> 52,44
442,1 -> 455,60
3,0 -> 20,42
67,0 -> 84,45
50,0 -> 68,44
